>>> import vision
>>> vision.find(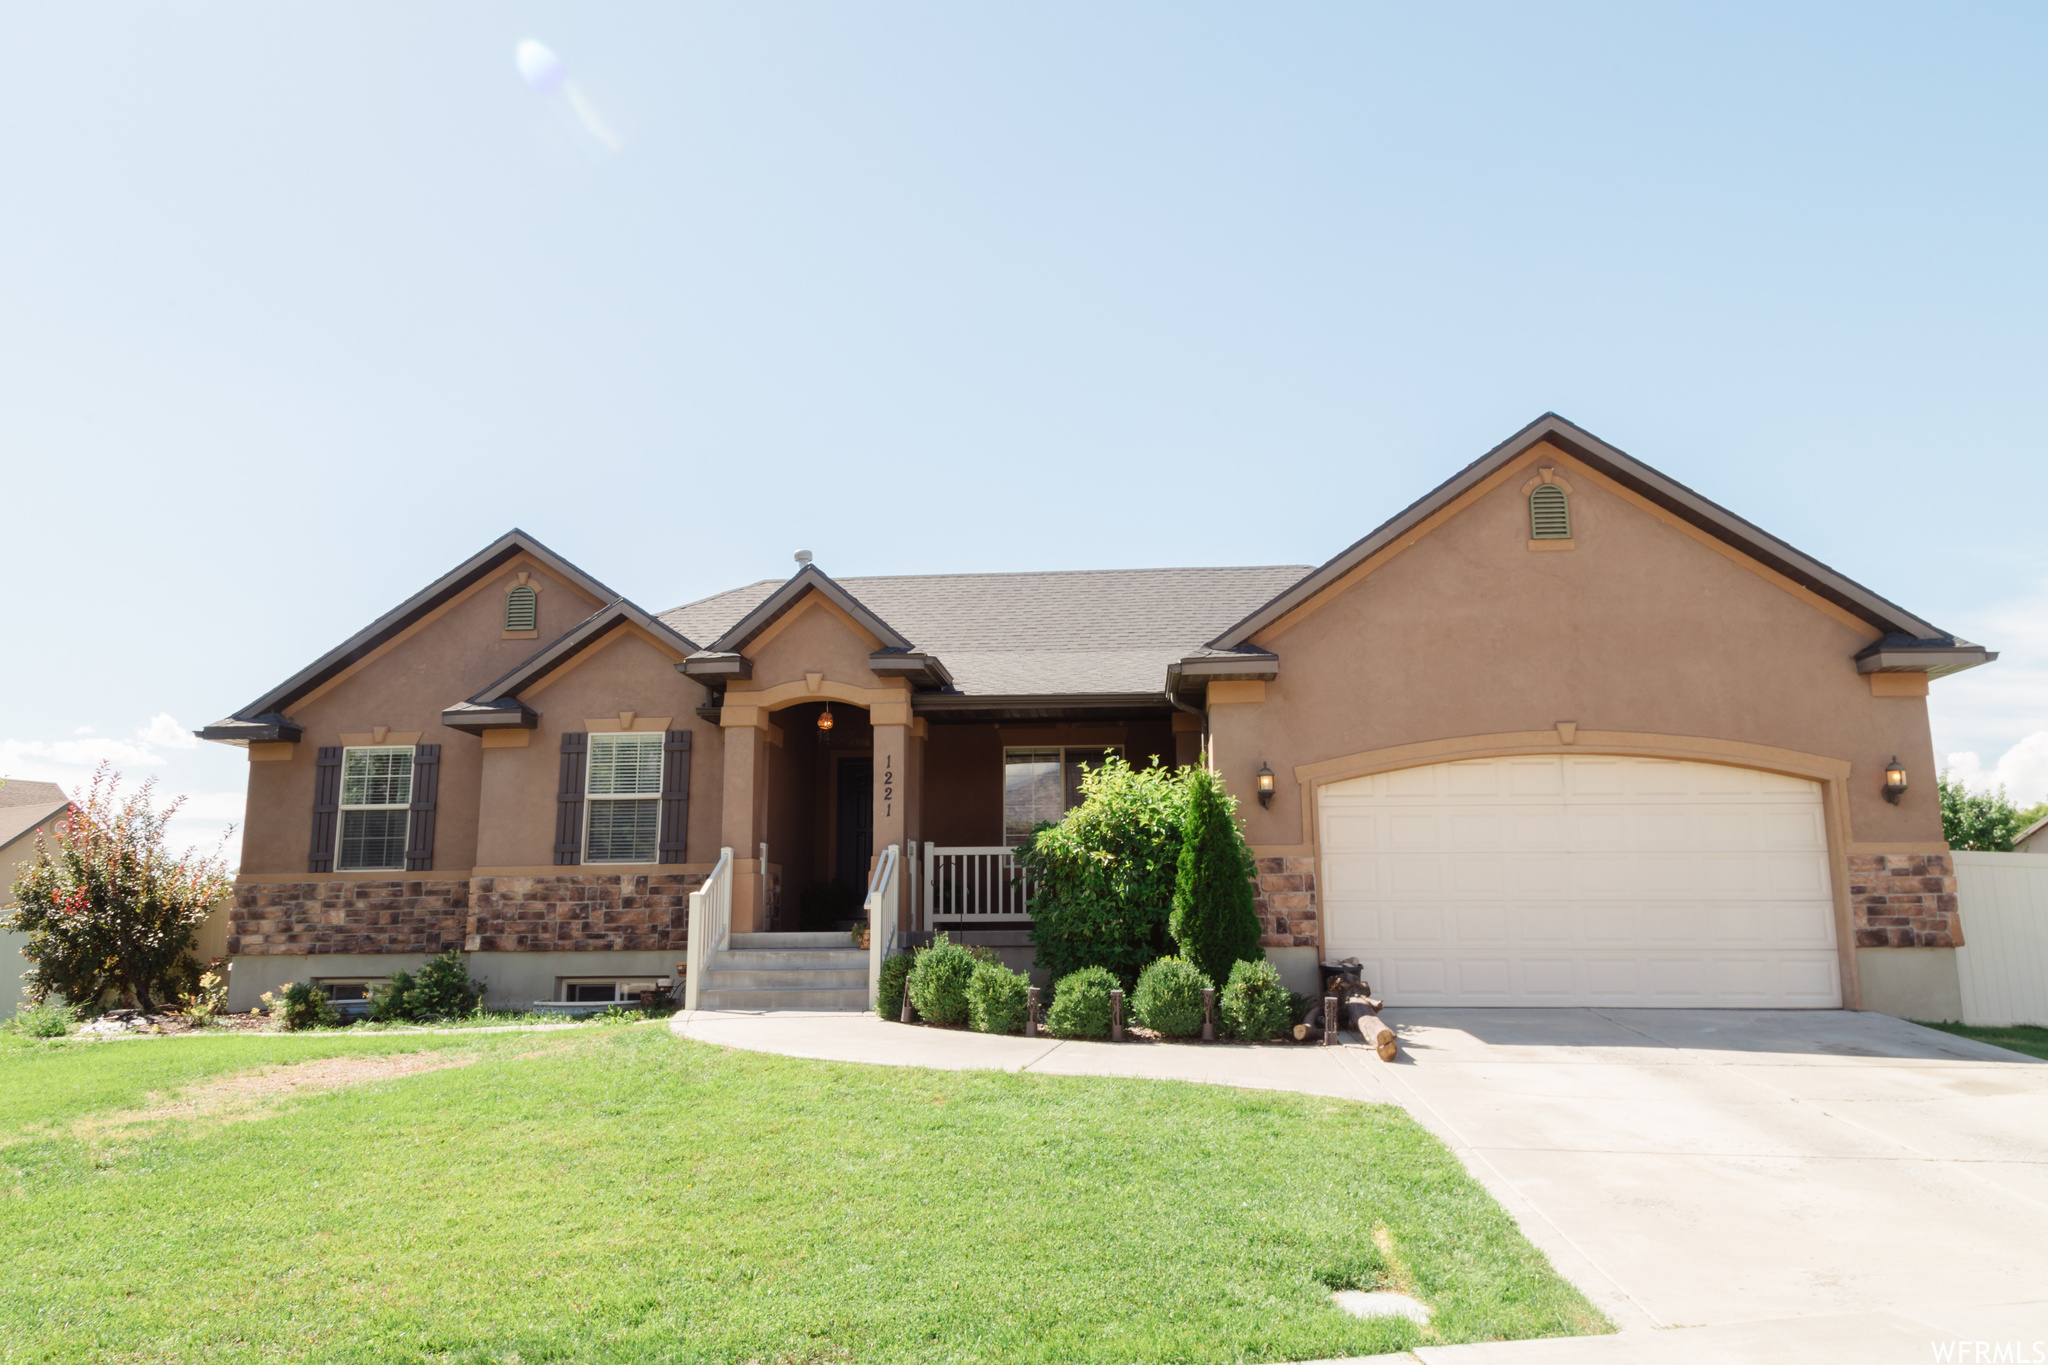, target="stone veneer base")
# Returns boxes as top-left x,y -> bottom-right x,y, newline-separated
1847,853 -> 1963,949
